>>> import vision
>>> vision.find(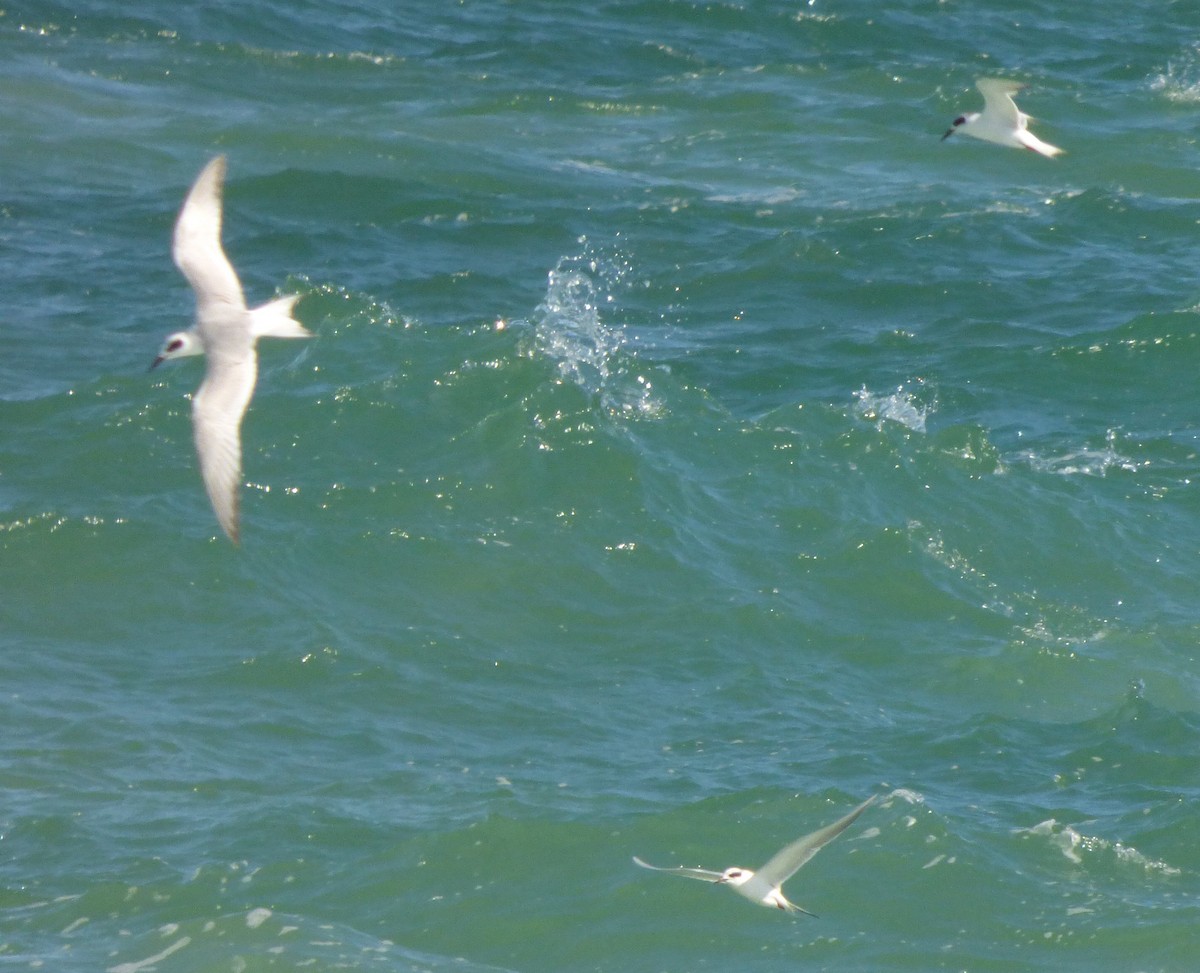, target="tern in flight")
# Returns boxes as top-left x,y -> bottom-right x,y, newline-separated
633,794 -> 875,915
152,155 -> 310,543
943,78 -> 1063,157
